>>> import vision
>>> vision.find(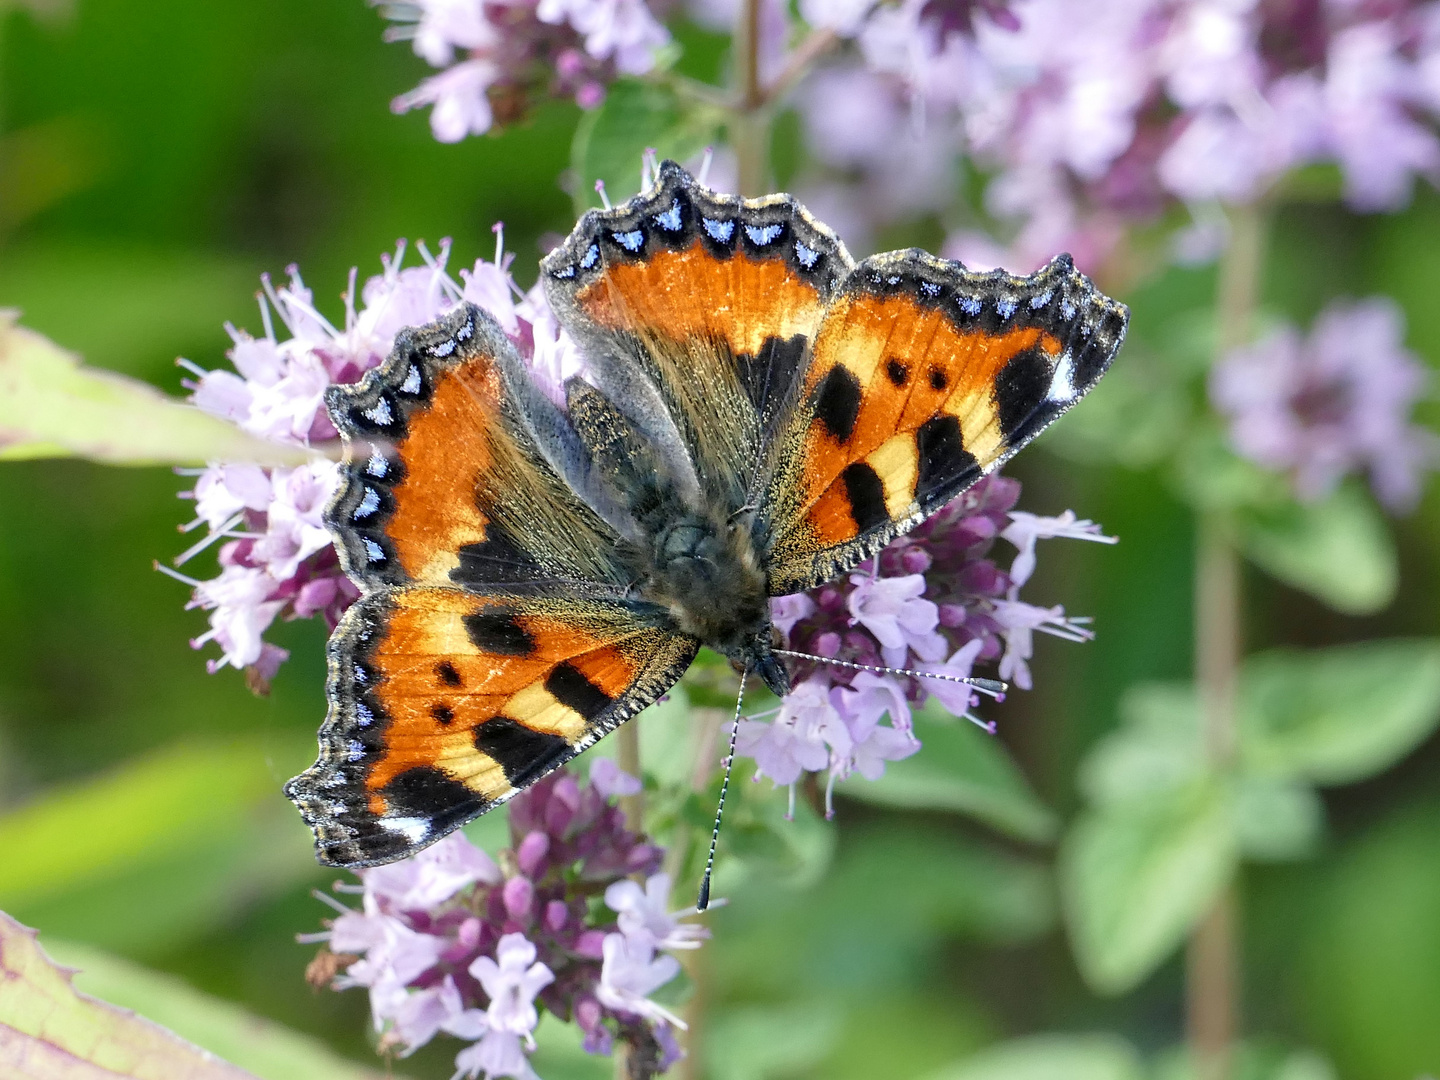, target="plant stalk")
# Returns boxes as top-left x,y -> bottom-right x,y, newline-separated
1187,201 -> 1265,1080
732,0 -> 767,195
617,718 -> 645,833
